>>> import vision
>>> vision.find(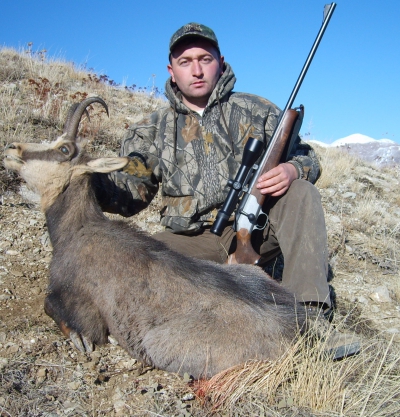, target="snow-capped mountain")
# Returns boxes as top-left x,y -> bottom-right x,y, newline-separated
309,134 -> 400,167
